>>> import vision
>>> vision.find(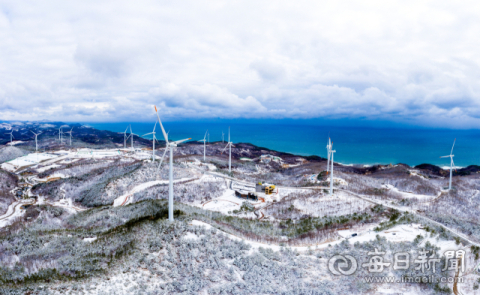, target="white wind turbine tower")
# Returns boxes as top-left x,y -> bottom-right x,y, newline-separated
326,138 -> 332,174
58,127 -> 62,142
329,142 -> 336,196
222,127 -> 234,173
65,128 -> 74,146
142,122 -> 158,161
31,131 -> 41,152
154,105 -> 191,222
7,130 -> 14,143
198,130 -> 208,162
440,138 -> 456,190
222,131 -> 224,143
